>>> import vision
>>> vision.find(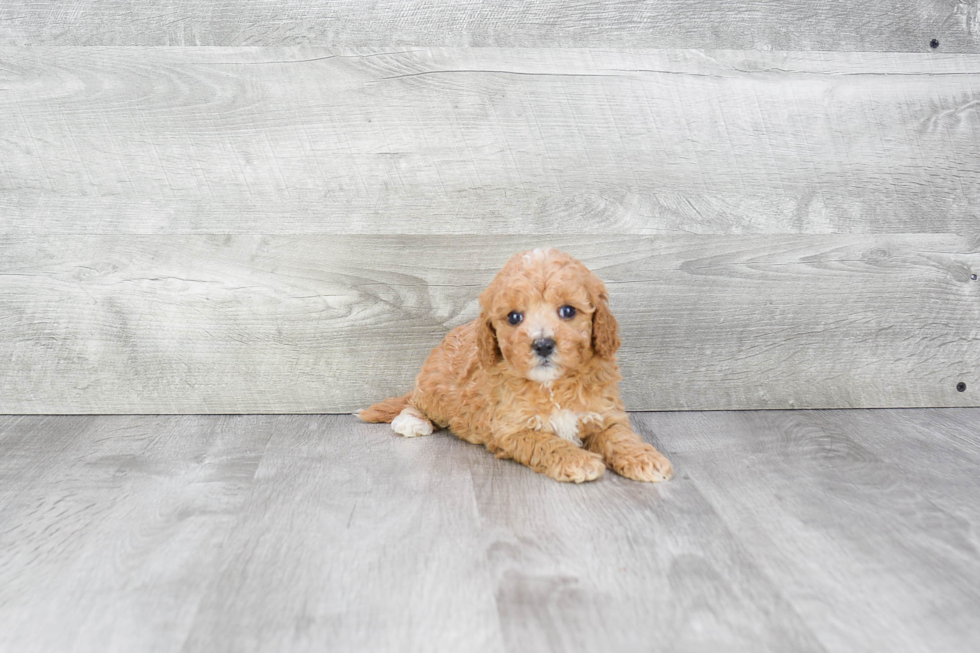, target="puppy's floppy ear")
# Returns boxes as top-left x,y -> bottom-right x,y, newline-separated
477,283 -> 502,368
590,278 -> 620,359
477,314 -> 502,369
